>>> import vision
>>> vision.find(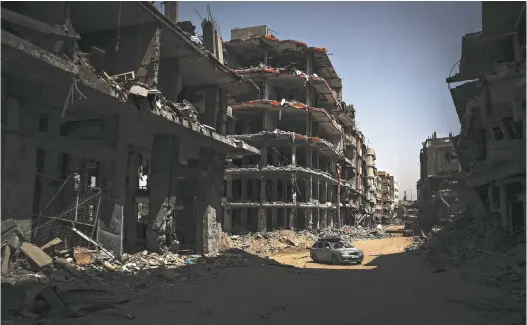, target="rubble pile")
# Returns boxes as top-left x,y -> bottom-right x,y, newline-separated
224,230 -> 315,255
307,225 -> 392,241
224,225 -> 392,256
405,212 -> 526,315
